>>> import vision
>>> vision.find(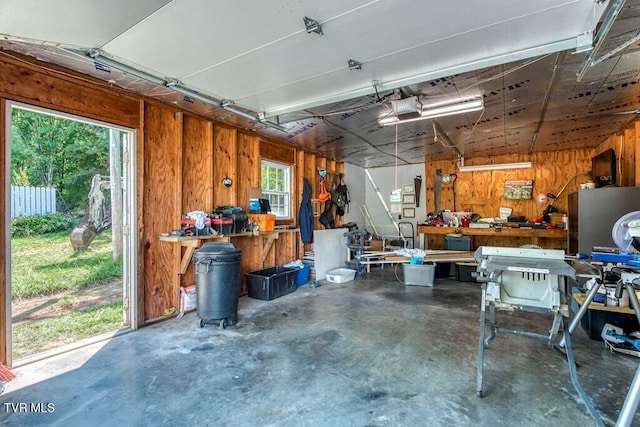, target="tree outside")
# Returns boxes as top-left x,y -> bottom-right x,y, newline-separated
11,108 -> 111,212
9,107 -> 125,360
